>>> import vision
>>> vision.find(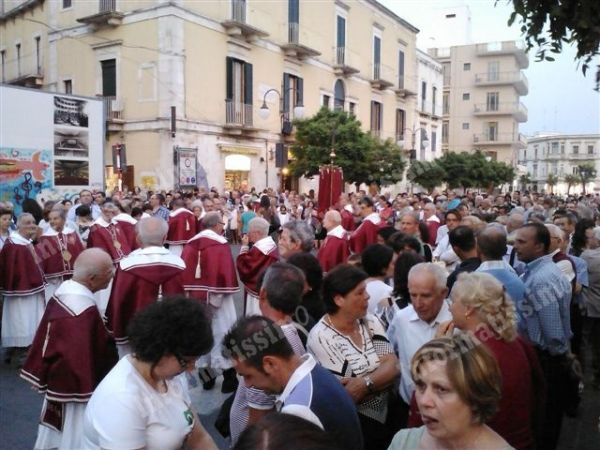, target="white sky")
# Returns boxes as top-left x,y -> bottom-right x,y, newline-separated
380,0 -> 600,136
